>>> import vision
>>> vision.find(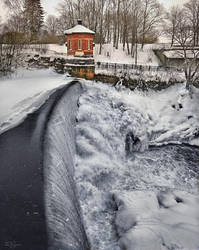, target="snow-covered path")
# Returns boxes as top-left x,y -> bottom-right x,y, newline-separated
0,69 -> 74,135
75,81 -> 199,250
